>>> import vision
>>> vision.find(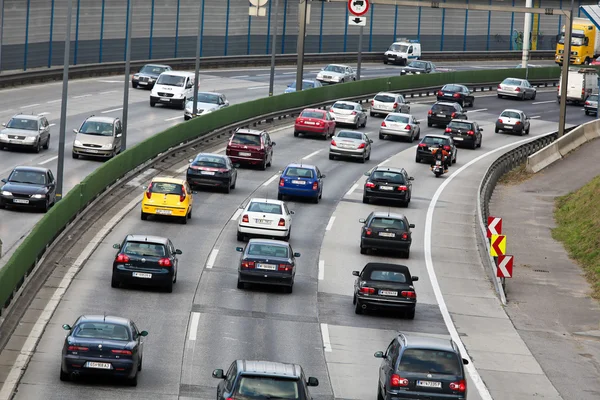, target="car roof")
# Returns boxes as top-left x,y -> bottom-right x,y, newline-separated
373,166 -> 405,174
449,119 -> 475,124
194,91 -> 223,96
159,70 -> 194,77
362,262 -> 412,276
77,315 -> 132,326
285,163 -> 317,170
433,101 -> 458,107
502,77 -> 524,81
248,198 -> 285,206
84,115 -> 117,124
194,152 -> 226,159
247,238 -> 290,246
302,108 -> 325,113
386,112 -> 411,118
442,83 -> 467,88
370,211 -> 407,220
144,63 -> 171,68
375,92 -> 399,97
398,333 -> 458,353
235,128 -> 264,135
501,109 -> 524,114
422,133 -> 450,140
151,177 -> 186,185
12,166 -> 51,174
11,114 -> 40,120
327,63 -> 349,68
236,360 -> 302,378
334,100 -> 359,106
125,234 -> 169,245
